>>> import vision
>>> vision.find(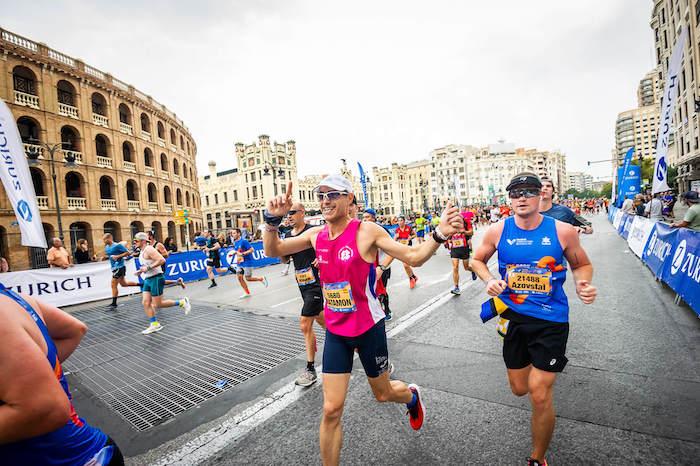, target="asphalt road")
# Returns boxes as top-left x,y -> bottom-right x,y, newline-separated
174,214 -> 699,465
